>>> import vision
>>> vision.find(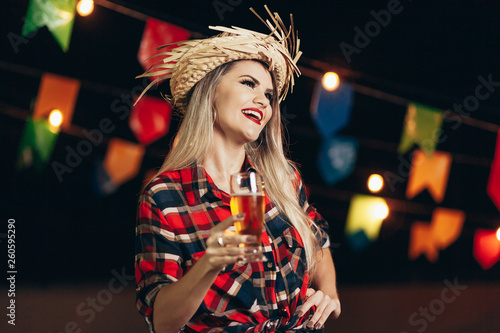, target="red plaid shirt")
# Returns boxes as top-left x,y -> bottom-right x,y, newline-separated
135,156 -> 329,332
